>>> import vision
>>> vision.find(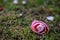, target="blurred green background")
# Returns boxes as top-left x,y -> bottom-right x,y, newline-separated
0,0 -> 60,40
